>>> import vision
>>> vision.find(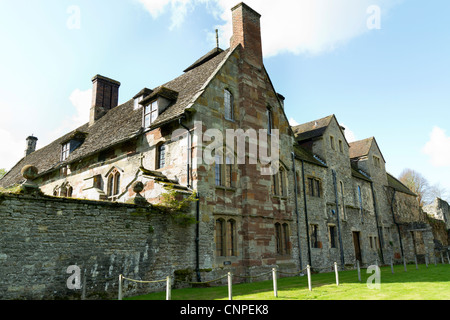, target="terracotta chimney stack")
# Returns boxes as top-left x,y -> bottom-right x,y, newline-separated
230,2 -> 263,66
